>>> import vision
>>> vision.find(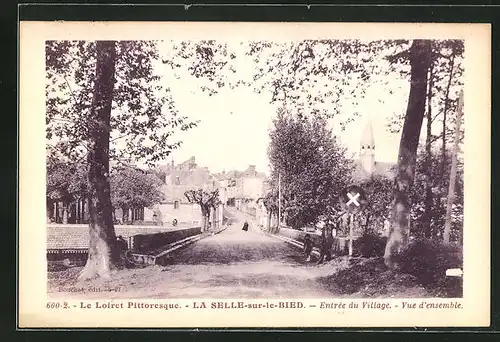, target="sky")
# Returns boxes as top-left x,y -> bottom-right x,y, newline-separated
155,41 -> 409,176
47,40 -> 449,175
